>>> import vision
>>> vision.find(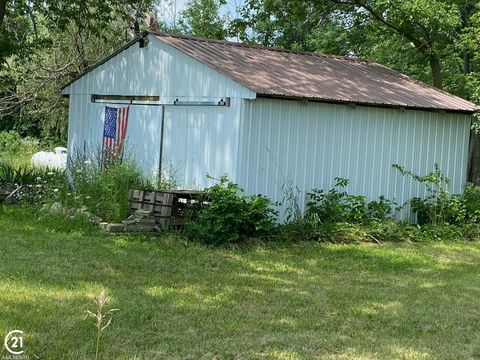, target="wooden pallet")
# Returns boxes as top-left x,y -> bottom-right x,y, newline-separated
128,189 -> 202,230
